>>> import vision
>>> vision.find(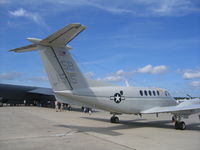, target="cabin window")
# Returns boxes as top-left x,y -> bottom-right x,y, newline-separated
148,90 -> 152,96
140,90 -> 143,96
144,90 -> 148,96
120,90 -> 123,95
153,91 -> 156,96
165,91 -> 169,96
157,90 -> 160,96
